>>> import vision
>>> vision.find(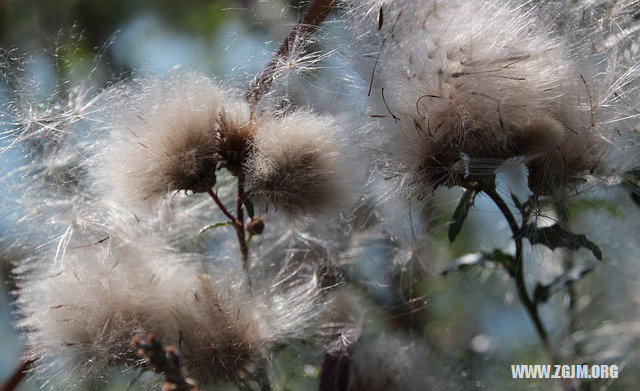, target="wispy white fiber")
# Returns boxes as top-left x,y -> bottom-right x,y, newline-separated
341,0 -> 629,196
246,109 -> 355,217
16,205 -> 322,386
93,71 -> 251,207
